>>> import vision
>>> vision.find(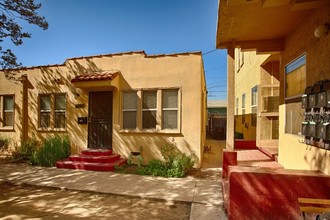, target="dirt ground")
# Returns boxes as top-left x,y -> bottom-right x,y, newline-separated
0,182 -> 191,220
0,158 -> 221,219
